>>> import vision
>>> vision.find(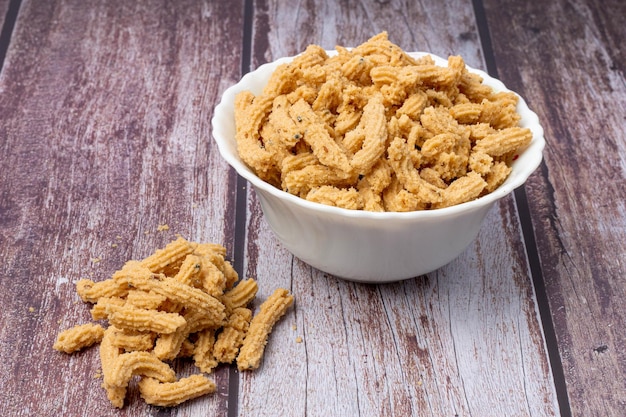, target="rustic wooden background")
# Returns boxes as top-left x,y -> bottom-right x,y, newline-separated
0,0 -> 624,416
